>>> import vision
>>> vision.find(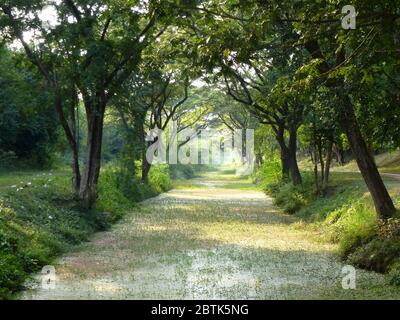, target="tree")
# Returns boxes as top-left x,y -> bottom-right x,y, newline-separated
0,0 -> 179,207
0,45 -> 59,167
177,0 -> 398,218
116,67 -> 189,181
